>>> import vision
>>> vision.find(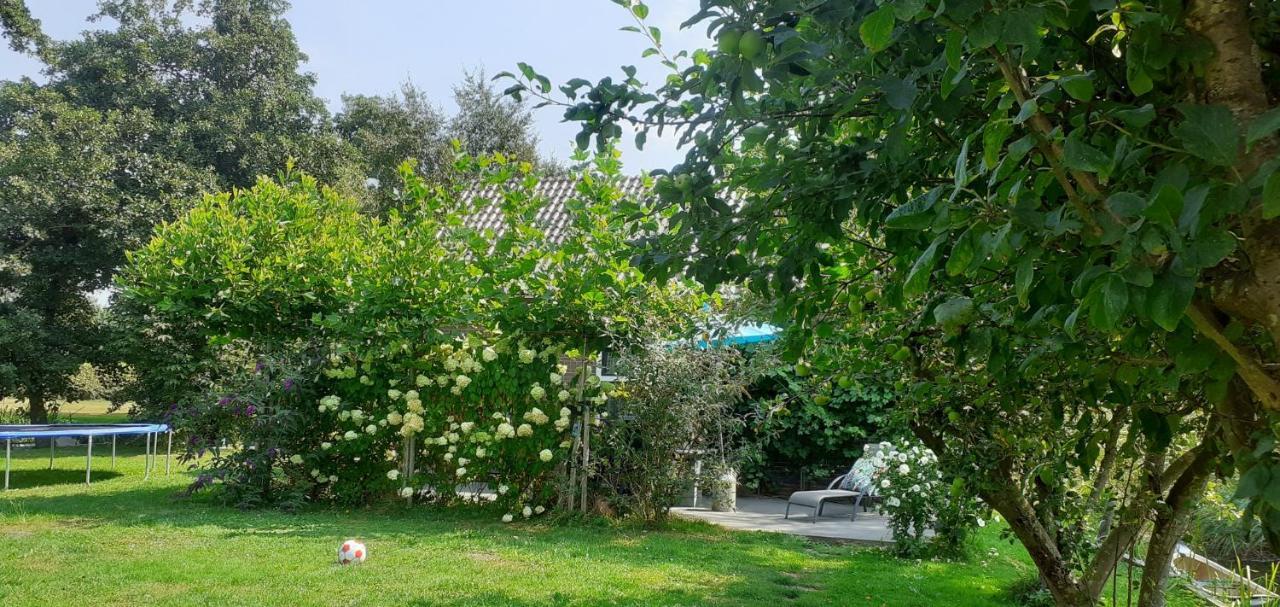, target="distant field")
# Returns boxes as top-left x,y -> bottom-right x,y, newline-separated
0,399 -> 130,423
